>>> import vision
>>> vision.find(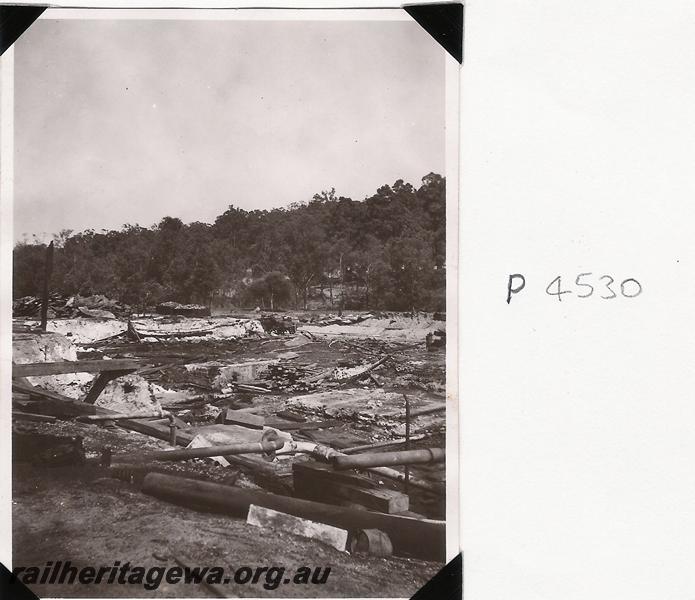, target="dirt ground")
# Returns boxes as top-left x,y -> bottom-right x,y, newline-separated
13,463 -> 439,597
12,314 -> 447,598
